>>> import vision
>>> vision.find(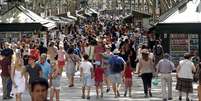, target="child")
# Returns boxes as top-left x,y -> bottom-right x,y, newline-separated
123,61 -> 133,97
50,56 -> 61,101
94,65 -> 104,98
80,54 -> 93,99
